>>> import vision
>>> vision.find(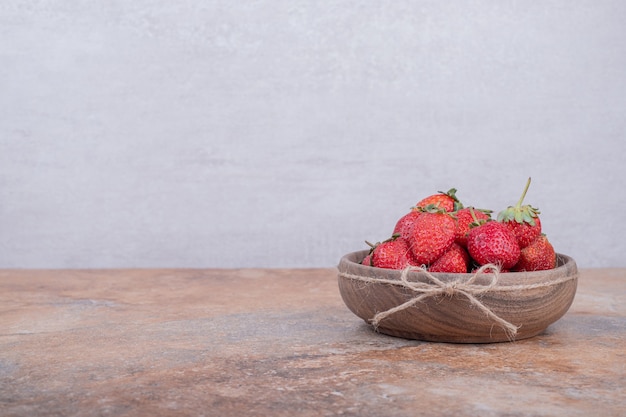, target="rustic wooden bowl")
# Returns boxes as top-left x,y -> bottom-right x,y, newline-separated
337,250 -> 578,343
